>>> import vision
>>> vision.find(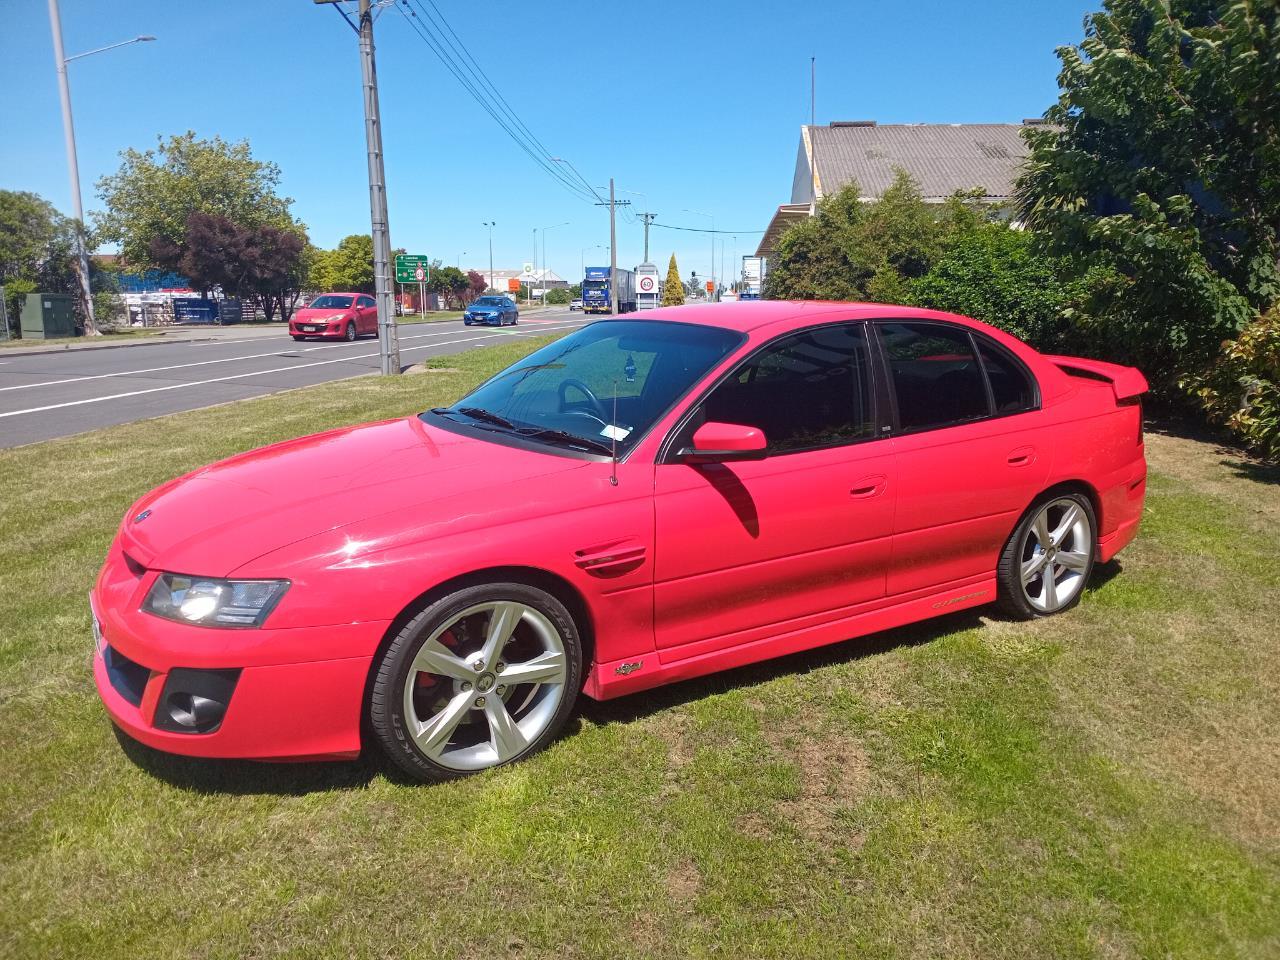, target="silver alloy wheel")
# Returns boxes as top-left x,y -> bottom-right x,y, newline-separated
1020,497 -> 1093,613
401,600 -> 568,771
